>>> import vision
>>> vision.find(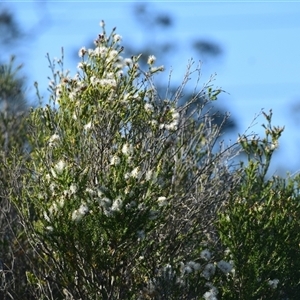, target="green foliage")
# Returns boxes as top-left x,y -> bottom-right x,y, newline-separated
9,23 -> 238,299
5,21 -> 300,300
217,113 -> 300,299
0,56 -> 33,300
